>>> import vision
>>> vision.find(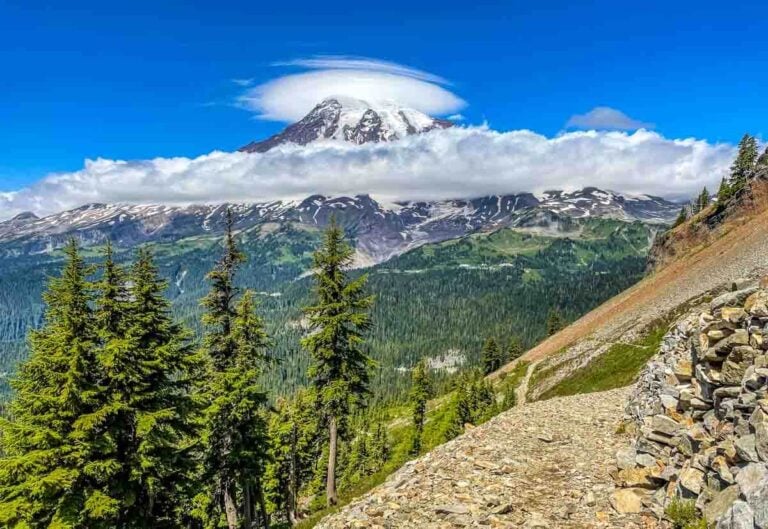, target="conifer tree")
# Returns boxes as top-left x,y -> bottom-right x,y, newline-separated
481,338 -> 502,374
546,308 -> 565,336
369,422 -> 389,469
730,133 -> 758,193
697,187 -> 710,212
717,178 -> 732,205
0,240 -> 106,527
117,247 -> 200,526
445,374 -> 473,441
302,218 -> 374,506
506,336 -> 524,362
265,389 -> 320,525
409,360 -> 432,456
200,212 -> 272,529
